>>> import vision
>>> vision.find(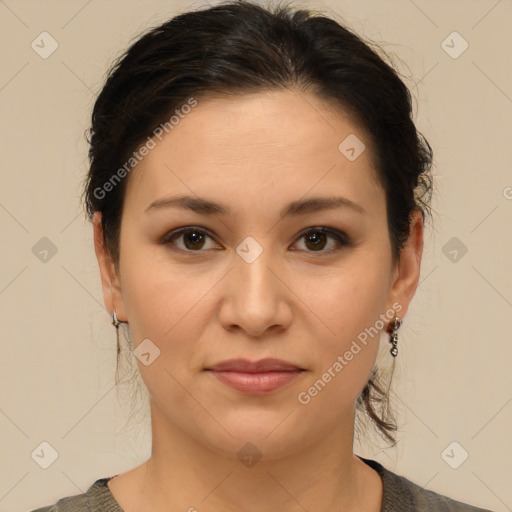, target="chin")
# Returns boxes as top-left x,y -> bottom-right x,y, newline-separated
197,409 -> 313,461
